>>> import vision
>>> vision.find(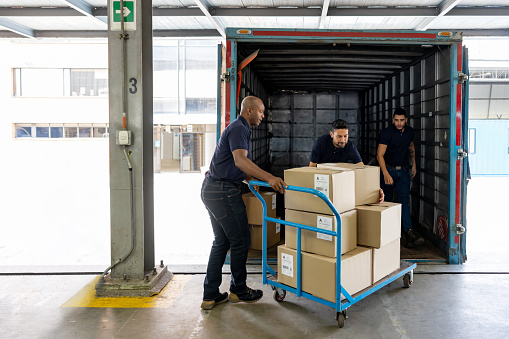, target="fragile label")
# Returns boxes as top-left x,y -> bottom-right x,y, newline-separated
281,253 -> 293,277
314,174 -> 329,198
272,194 -> 276,210
276,222 -> 281,234
317,215 -> 333,241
